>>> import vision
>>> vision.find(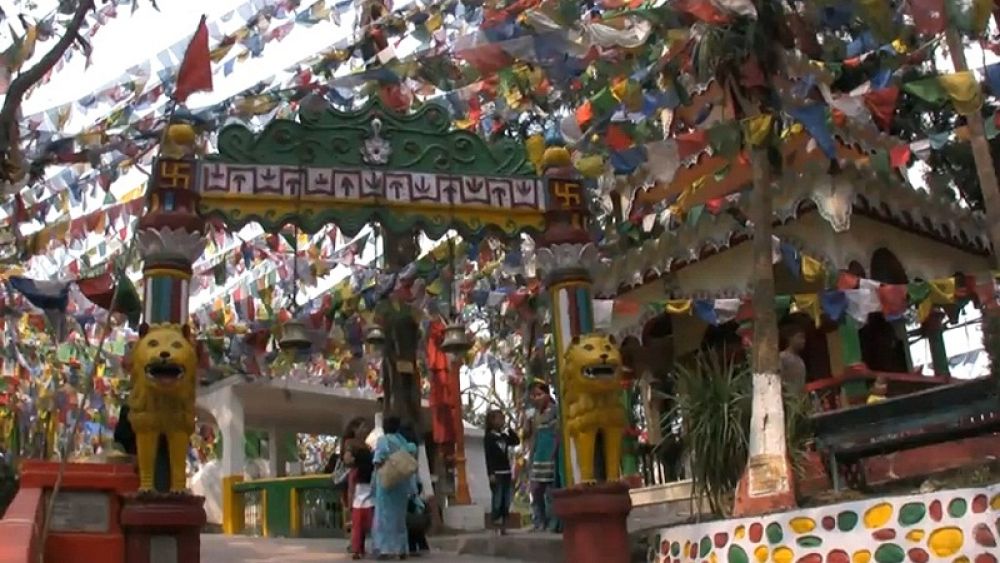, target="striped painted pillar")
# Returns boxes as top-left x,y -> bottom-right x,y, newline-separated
537,243 -> 599,488
143,268 -> 190,325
